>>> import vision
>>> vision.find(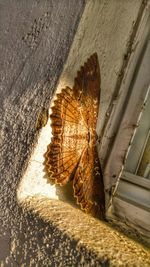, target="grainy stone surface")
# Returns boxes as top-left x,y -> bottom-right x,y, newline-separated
0,1 -> 85,265
0,0 -> 149,266
22,196 -> 150,267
